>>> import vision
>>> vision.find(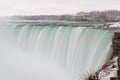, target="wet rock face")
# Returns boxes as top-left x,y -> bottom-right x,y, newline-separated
112,32 -> 120,56
118,55 -> 120,68
111,32 -> 120,80
112,41 -> 120,55
118,55 -> 120,79
117,70 -> 120,79
110,32 -> 120,80
110,77 -> 117,80
113,32 -> 120,71
113,33 -> 120,40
